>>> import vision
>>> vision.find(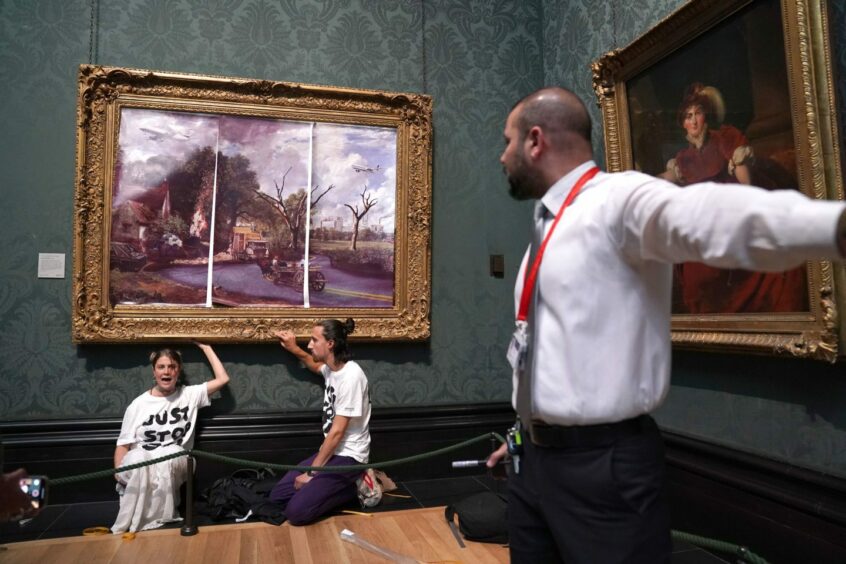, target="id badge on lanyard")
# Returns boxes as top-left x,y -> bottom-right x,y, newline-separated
507,320 -> 528,371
